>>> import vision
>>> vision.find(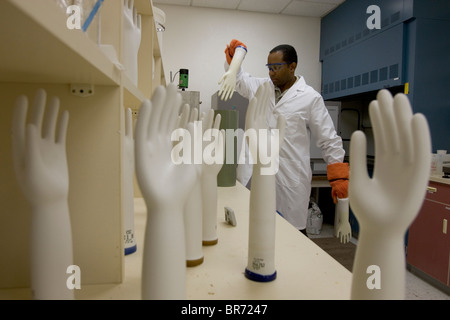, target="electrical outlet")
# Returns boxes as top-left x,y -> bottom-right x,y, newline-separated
131,108 -> 139,120
70,84 -> 95,97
